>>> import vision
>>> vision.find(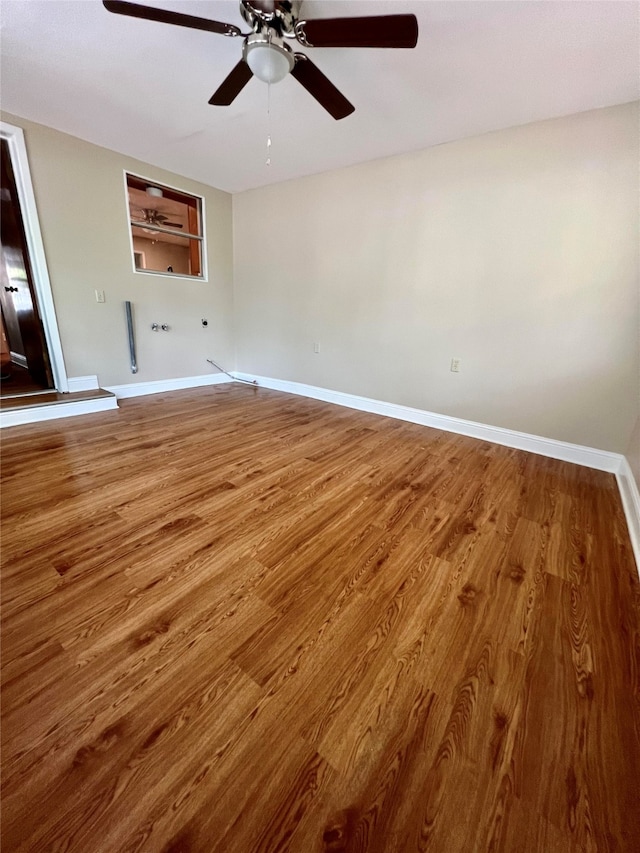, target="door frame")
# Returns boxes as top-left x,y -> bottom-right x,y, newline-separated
1,121 -> 68,392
